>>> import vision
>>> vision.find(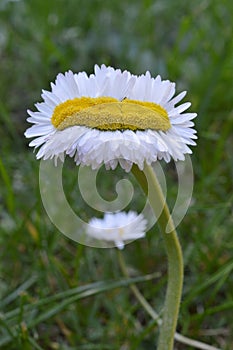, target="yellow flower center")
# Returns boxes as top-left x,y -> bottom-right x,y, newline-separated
51,97 -> 171,131
118,227 -> 125,237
